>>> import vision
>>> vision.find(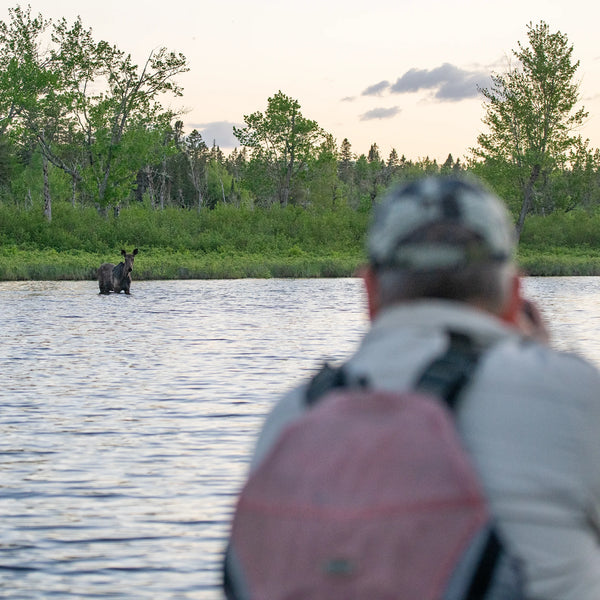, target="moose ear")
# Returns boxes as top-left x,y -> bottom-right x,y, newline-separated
133,248 -> 138,255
